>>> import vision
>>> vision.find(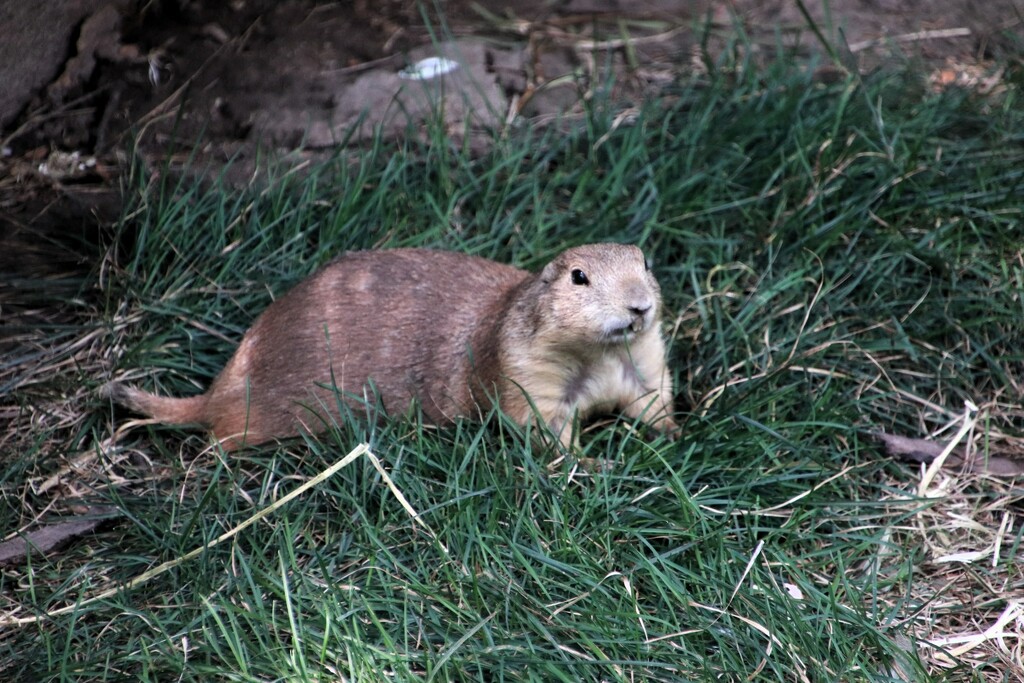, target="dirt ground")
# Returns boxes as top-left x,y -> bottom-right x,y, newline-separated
0,0 -> 1020,325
